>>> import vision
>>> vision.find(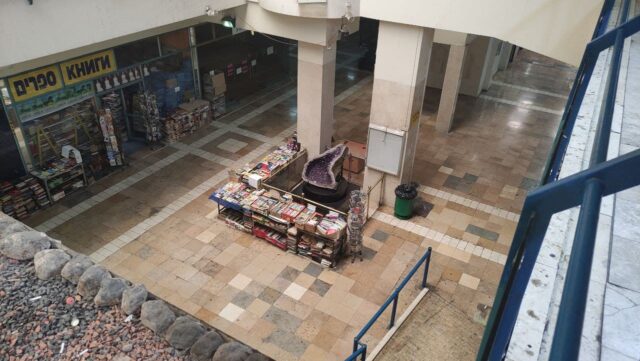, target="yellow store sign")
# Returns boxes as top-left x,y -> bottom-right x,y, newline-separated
8,65 -> 63,102
60,49 -> 117,85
